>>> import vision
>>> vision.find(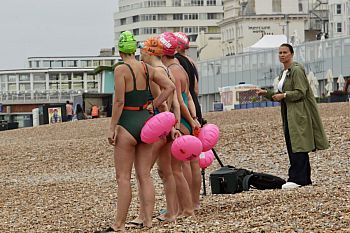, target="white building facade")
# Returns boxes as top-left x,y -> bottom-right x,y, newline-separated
328,0 -> 350,38
113,0 -> 224,59
219,0 -> 308,55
